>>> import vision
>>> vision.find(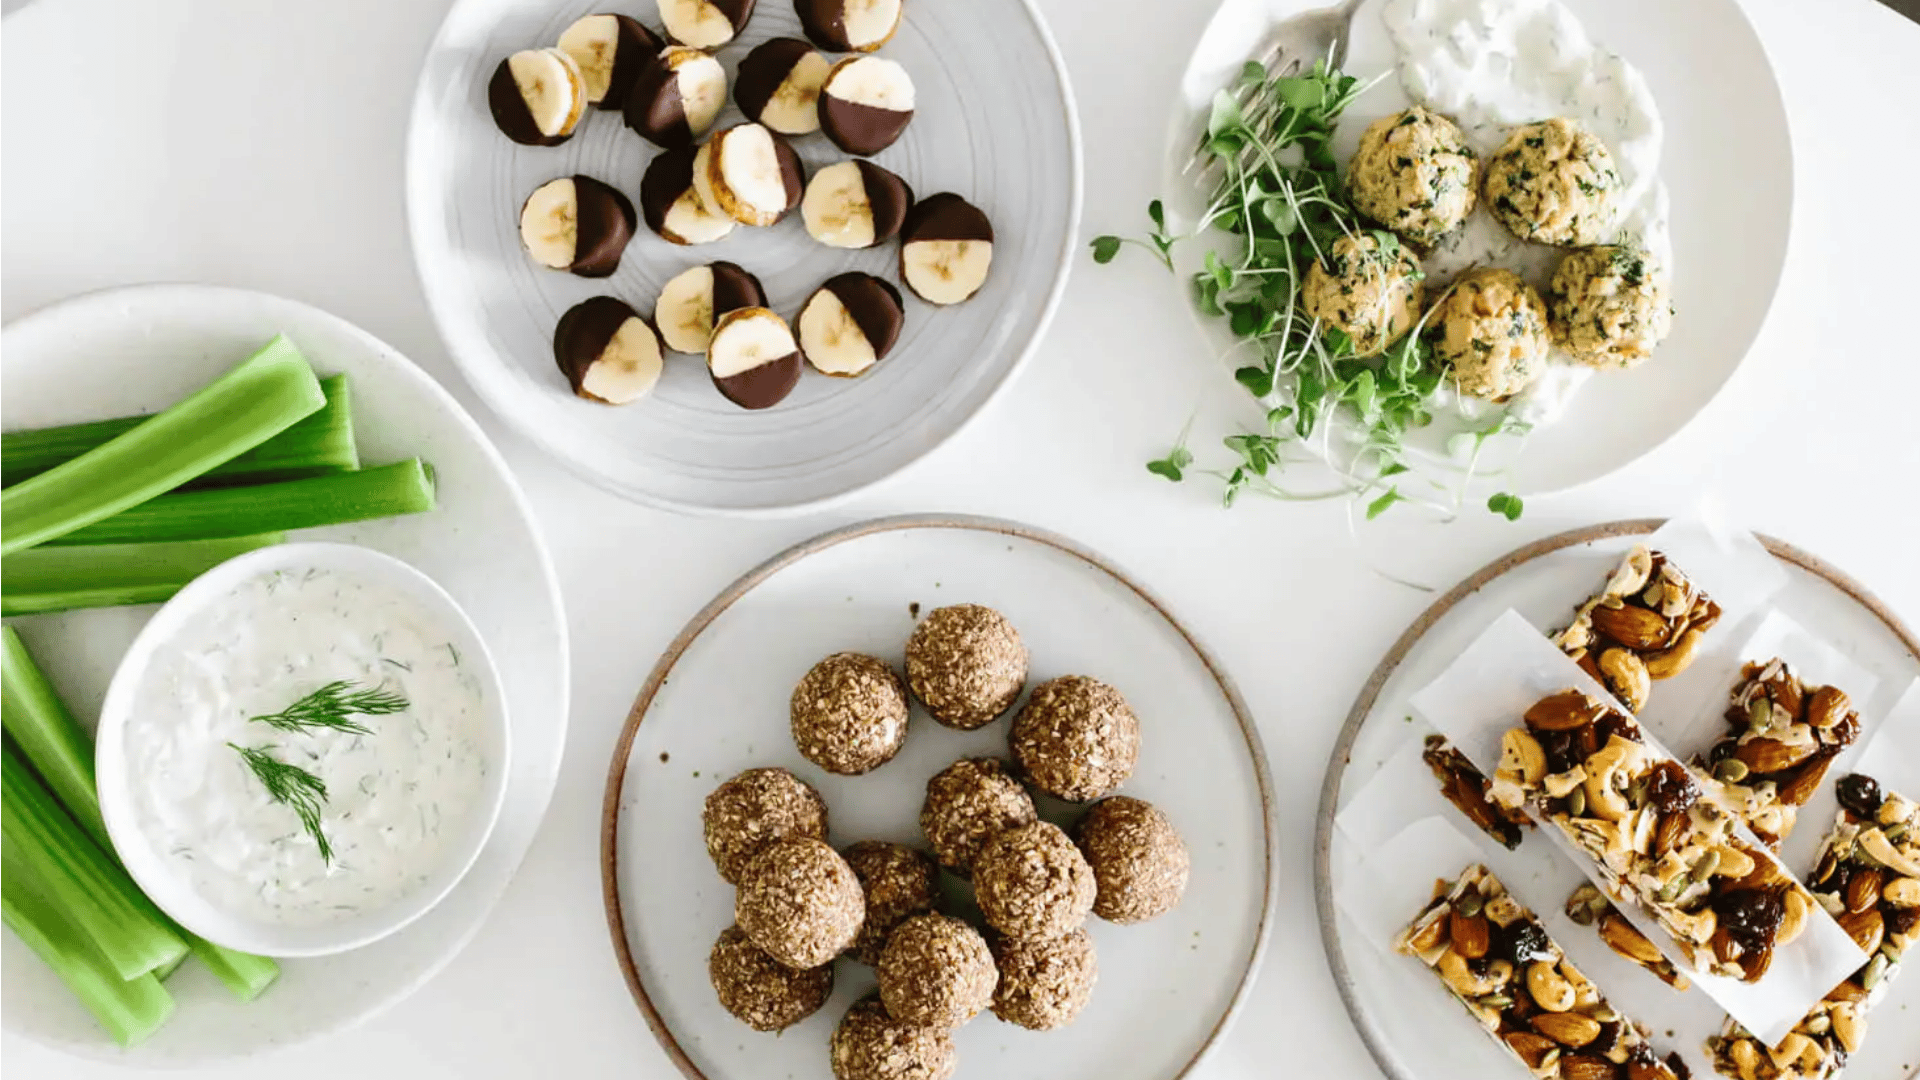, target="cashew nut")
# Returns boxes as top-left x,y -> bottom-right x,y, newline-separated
1483,893 -> 1524,928
1581,736 -> 1641,823
1605,546 -> 1653,597
1599,648 -> 1651,713
1543,766 -> 1587,800
1728,1038 -> 1762,1080
1499,727 -> 1548,786
1779,886 -> 1813,947
1664,905 -> 1717,946
1713,843 -> 1757,881
1525,960 -> 1575,1012
1438,951 -> 1511,997
1768,1033 -> 1814,1071
1860,827 -> 1920,879
1882,793 -> 1917,826
1830,1001 -> 1865,1055
1886,876 -> 1920,908
1644,627 -> 1706,680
